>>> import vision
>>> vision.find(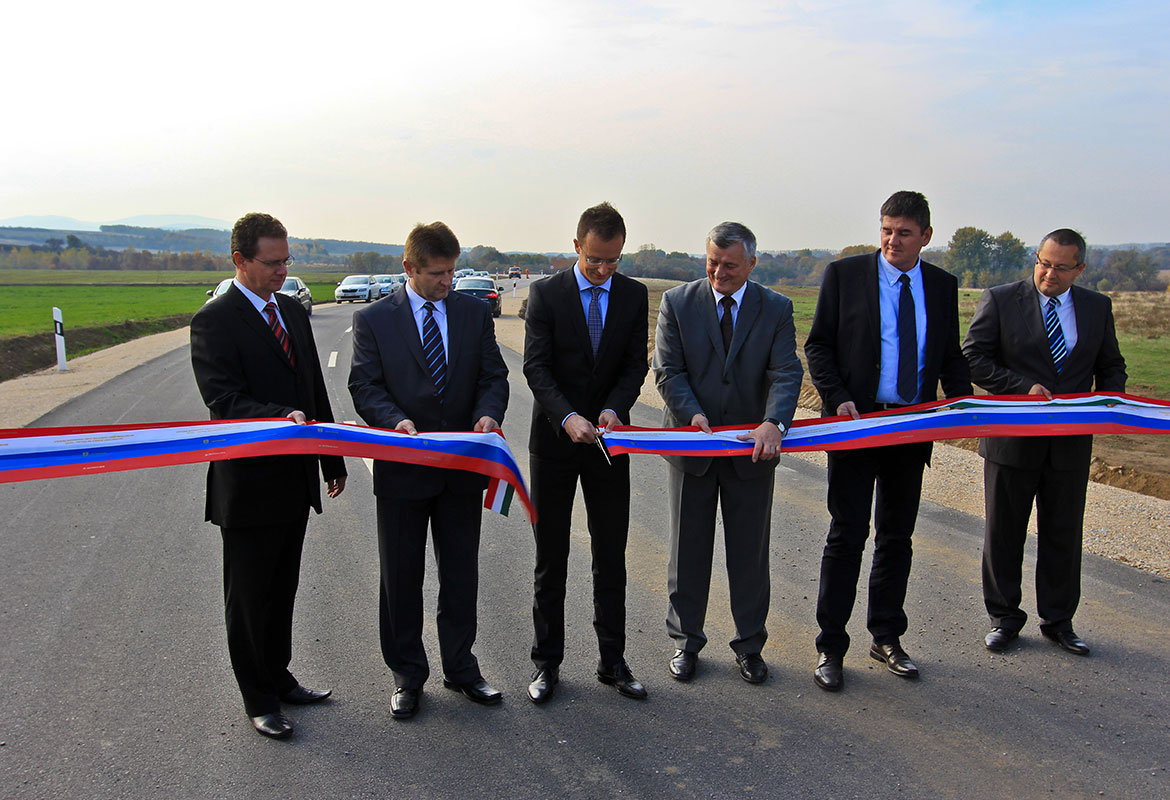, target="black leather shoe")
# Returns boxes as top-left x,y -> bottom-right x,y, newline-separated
668,649 -> 697,682
280,684 -> 332,704
597,660 -> 648,699
390,687 -> 420,719
735,652 -> 768,684
250,712 -> 293,739
528,668 -> 558,704
984,627 -> 1019,653
869,641 -> 920,679
443,677 -> 503,705
1043,628 -> 1091,656
813,653 -> 843,692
